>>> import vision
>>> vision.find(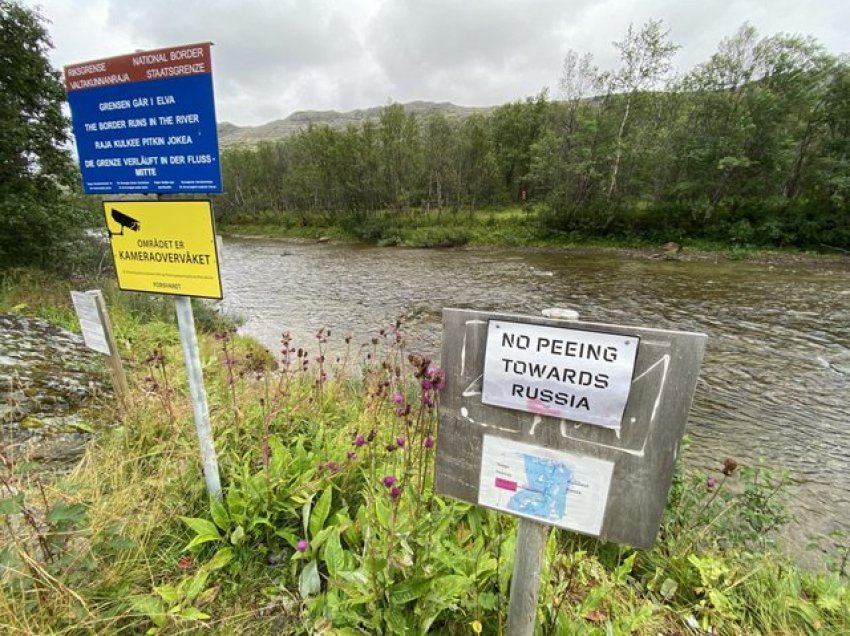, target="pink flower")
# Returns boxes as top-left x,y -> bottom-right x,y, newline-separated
706,476 -> 718,491
382,475 -> 396,488
296,539 -> 309,552
393,392 -> 403,405
389,486 -> 402,501
396,436 -> 406,448
424,436 -> 434,449
347,451 -> 357,460
354,434 -> 366,447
